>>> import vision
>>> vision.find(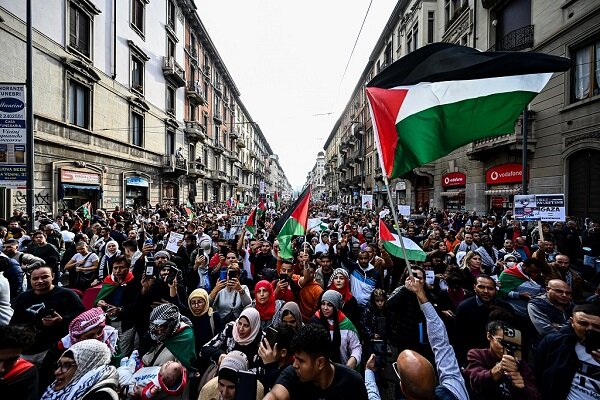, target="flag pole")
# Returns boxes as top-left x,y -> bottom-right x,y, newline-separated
382,174 -> 413,277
